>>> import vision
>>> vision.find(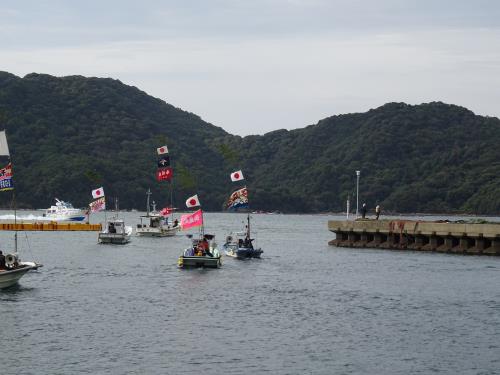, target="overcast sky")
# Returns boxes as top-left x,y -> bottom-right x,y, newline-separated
1,0 -> 500,135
